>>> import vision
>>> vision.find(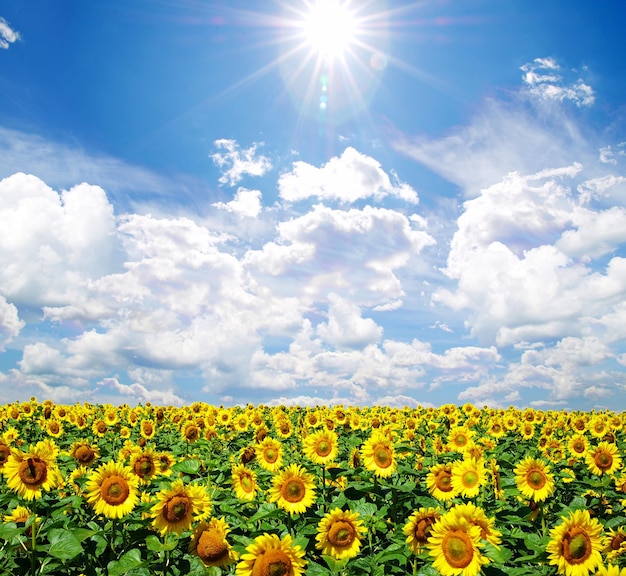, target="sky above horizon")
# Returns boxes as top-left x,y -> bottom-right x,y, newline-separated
1,0 -> 626,411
